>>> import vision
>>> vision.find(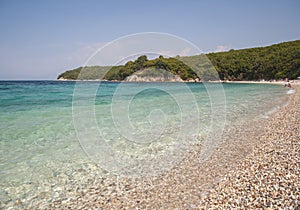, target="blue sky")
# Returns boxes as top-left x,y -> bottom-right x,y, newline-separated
0,0 -> 299,80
